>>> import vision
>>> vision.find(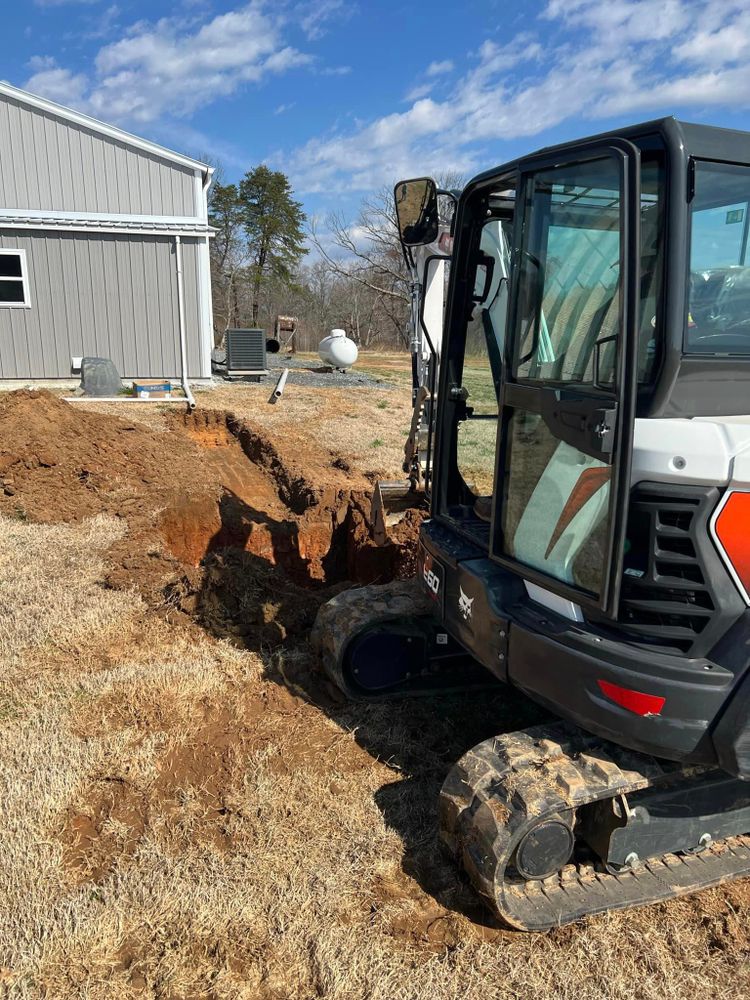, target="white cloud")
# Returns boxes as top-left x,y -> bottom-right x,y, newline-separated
320,65 -> 352,76
404,82 -> 433,102
426,59 -> 453,77
24,64 -> 89,107
24,2 -> 315,124
672,5 -> 750,68
298,0 -> 352,40
26,55 -> 58,72
34,0 -> 100,6
82,3 -> 122,41
275,102 -> 296,115
287,1 -> 750,194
